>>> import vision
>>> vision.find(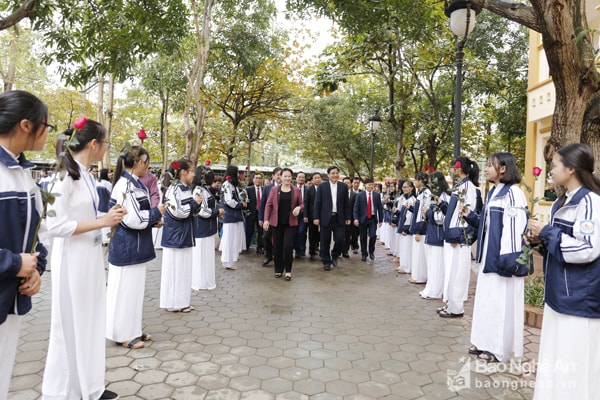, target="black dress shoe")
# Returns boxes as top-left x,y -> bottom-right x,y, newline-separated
324,265 -> 331,271
438,310 -> 464,318
100,389 -> 119,400
369,253 -> 375,260
361,256 -> 367,261
310,254 -> 316,260
262,256 -> 272,265
256,248 -> 265,254
342,253 -> 350,258
332,258 -> 338,267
